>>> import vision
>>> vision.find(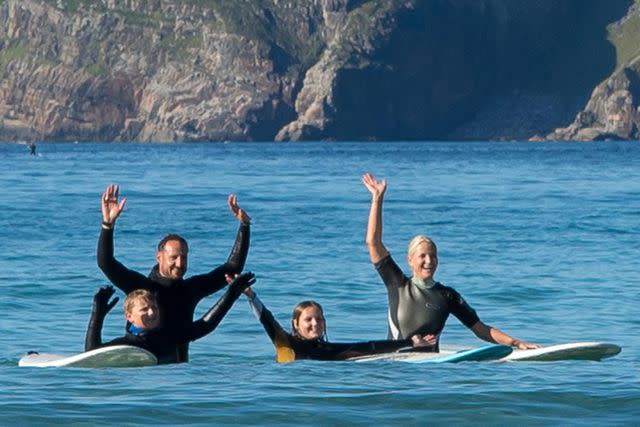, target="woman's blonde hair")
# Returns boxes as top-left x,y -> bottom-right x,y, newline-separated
407,235 -> 437,257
